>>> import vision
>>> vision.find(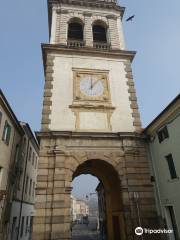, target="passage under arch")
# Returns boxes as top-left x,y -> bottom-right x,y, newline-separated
72,159 -> 125,240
